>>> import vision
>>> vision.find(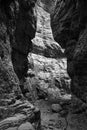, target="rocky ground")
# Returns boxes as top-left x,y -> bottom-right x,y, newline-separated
35,99 -> 66,130
34,98 -> 87,130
